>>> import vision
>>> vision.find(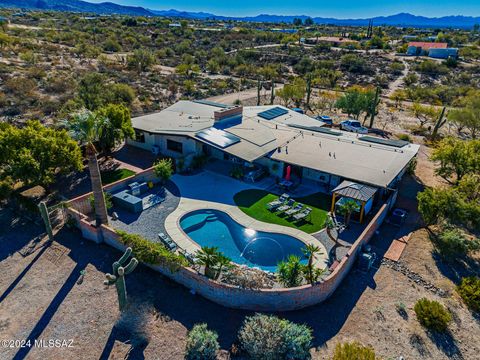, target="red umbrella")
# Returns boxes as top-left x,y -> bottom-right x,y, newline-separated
285,165 -> 291,181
